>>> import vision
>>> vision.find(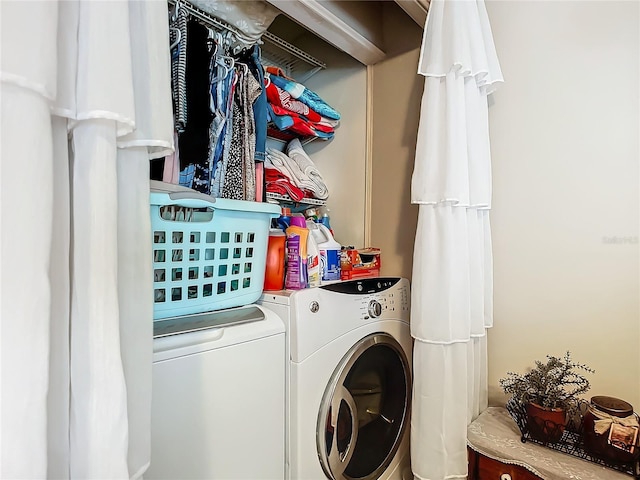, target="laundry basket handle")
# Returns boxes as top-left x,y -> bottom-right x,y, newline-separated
150,191 -> 281,216
150,190 -> 215,211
